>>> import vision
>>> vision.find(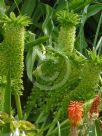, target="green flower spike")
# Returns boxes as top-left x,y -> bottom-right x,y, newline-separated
0,12 -> 31,118
56,10 -> 80,53
0,12 -> 31,92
